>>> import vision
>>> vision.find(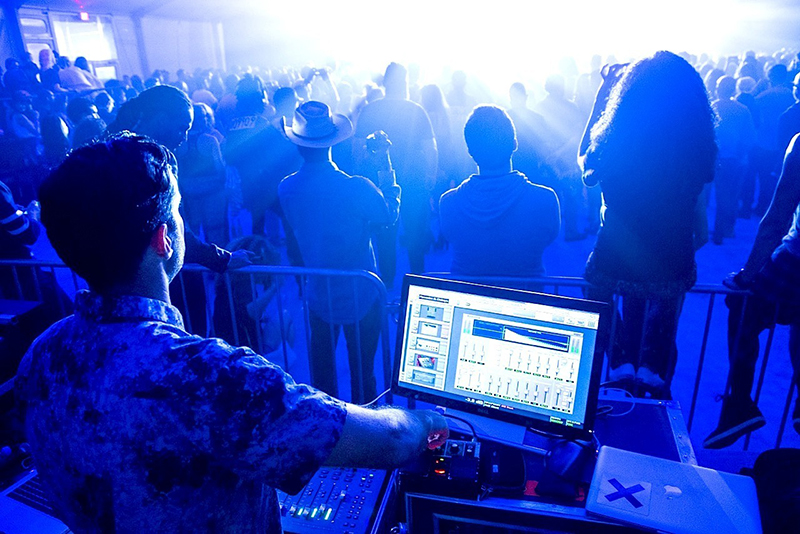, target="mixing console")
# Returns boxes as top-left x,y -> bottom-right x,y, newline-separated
277,468 -> 388,534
